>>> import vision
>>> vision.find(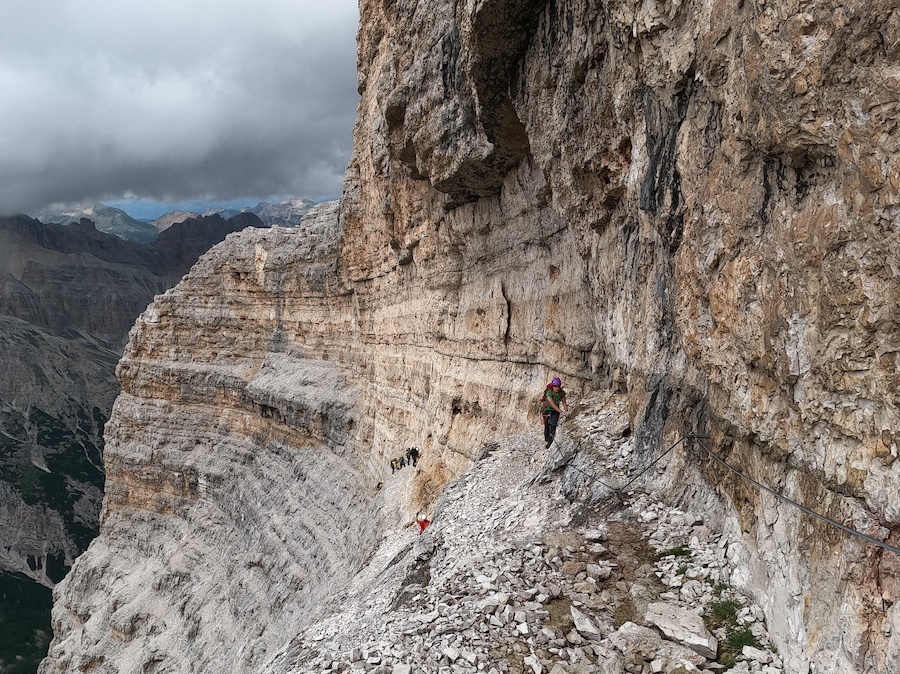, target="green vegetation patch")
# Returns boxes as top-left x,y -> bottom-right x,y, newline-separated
0,406 -> 105,550
12,464 -> 46,502
0,572 -> 52,674
656,543 -> 692,560
705,597 -> 740,631
724,626 -> 761,654
705,595 -> 763,668
29,409 -> 74,451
